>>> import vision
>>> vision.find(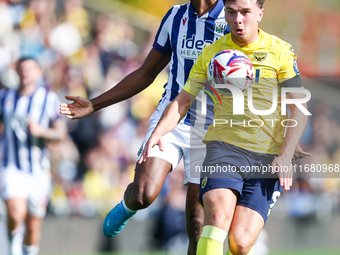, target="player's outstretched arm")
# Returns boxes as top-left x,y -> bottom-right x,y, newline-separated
138,90 -> 194,163
60,48 -> 171,119
272,90 -> 309,190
